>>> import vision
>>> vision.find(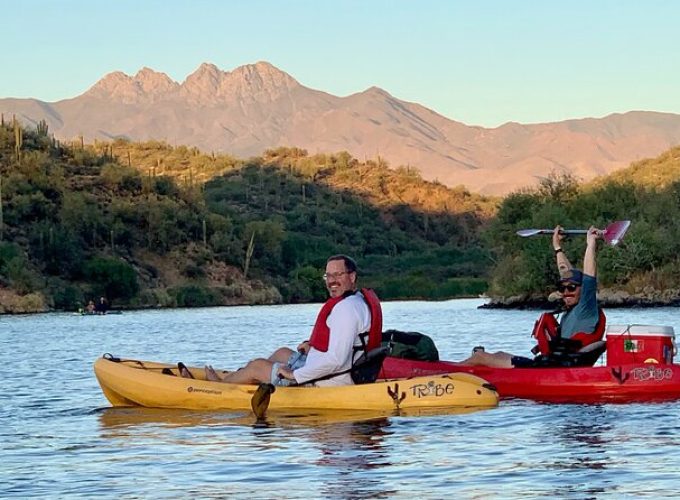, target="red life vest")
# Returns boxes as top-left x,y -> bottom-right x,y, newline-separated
531,309 -> 607,356
308,288 -> 383,353
531,313 -> 560,356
